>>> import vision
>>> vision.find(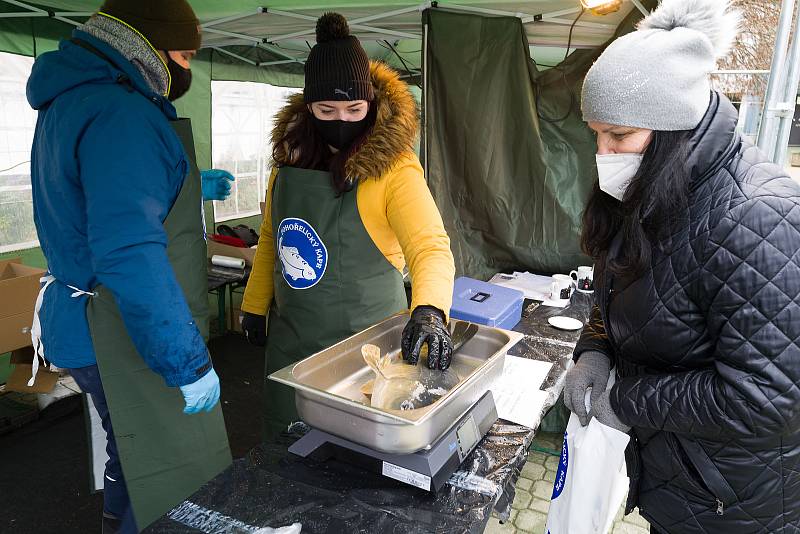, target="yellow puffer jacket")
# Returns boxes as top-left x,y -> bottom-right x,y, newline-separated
242,62 -> 455,319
